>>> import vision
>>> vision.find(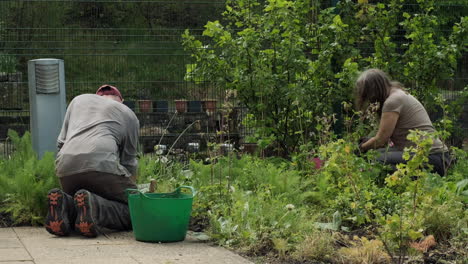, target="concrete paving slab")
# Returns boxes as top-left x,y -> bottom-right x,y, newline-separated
0,237 -> 23,248
14,226 -> 81,239
34,257 -> 139,264
0,227 -> 253,264
13,226 -> 49,237
134,250 -> 252,264
20,235 -> 114,248
103,230 -> 199,245
0,227 -> 16,238
122,242 -> 239,258
0,262 -> 34,264
26,244 -> 135,259
118,239 -> 252,264
101,230 -> 142,245
14,226 -> 114,248
0,248 -> 32,262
